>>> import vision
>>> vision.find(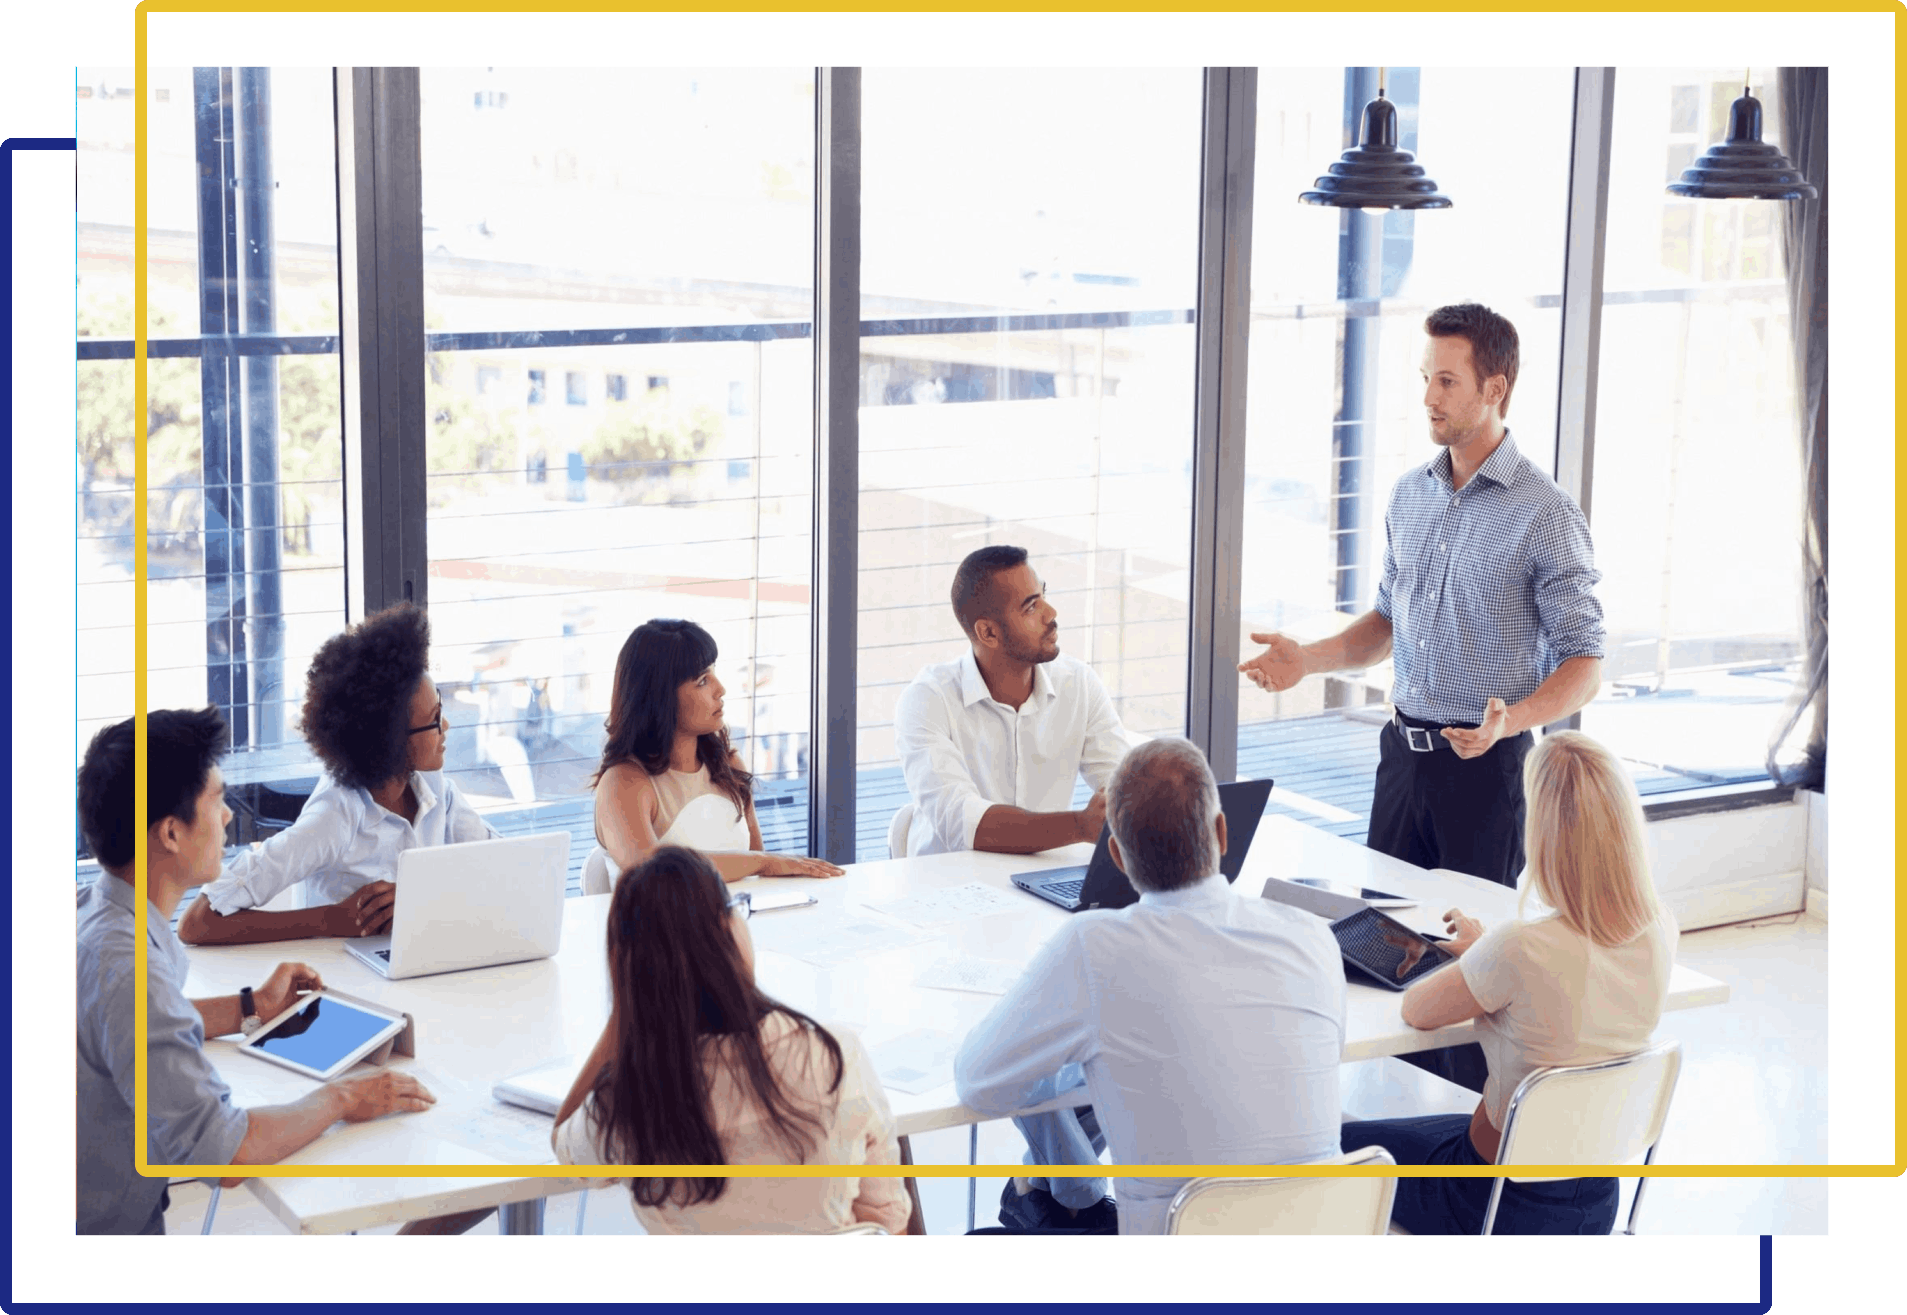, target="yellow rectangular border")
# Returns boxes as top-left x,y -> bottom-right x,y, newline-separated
128,0 -> 1903,1187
